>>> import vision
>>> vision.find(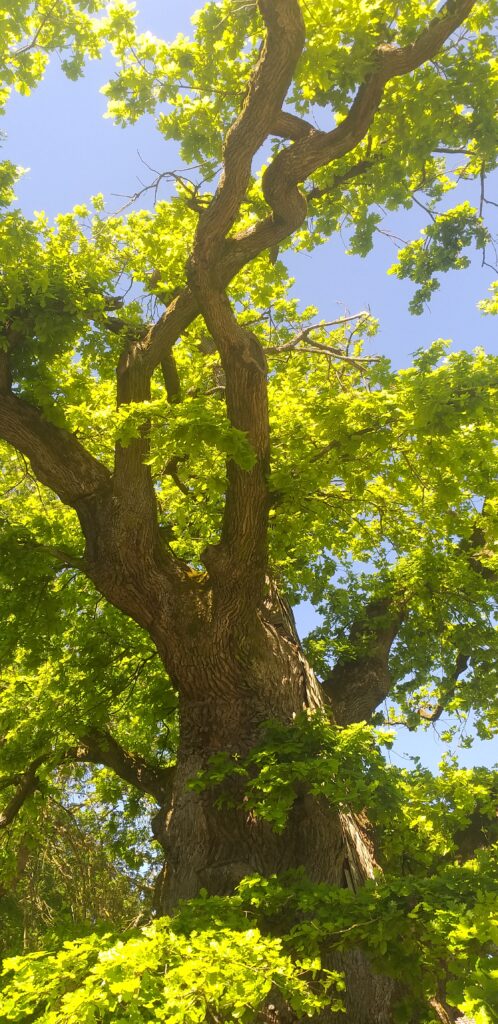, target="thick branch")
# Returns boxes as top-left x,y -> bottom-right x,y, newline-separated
0,393 -> 111,508
73,728 -> 175,807
0,757 -> 45,829
184,1 -> 307,602
119,0 -> 476,390
323,599 -> 405,725
199,297 -> 270,605
0,392 -> 178,597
